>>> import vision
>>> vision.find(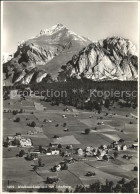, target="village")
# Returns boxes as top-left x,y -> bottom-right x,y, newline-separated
4,131 -> 138,175
3,96 -> 138,191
